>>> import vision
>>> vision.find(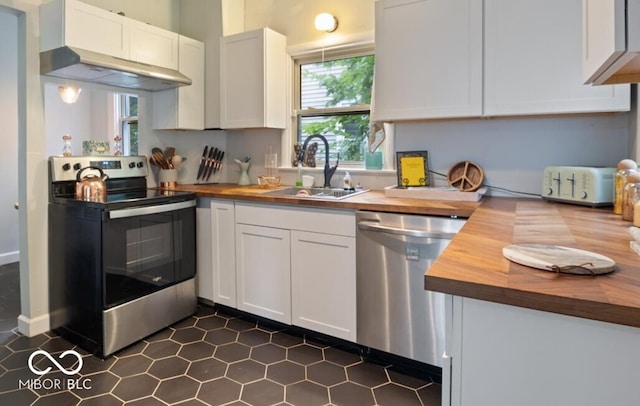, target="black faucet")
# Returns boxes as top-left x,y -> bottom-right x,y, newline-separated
298,134 -> 339,188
